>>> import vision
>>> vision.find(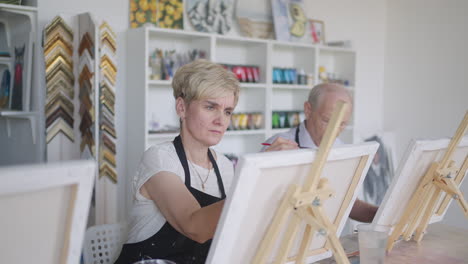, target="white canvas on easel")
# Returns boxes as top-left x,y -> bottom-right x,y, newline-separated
207,142 -> 378,263
0,160 -> 95,264
373,136 -> 468,227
